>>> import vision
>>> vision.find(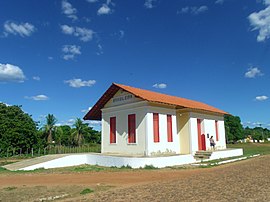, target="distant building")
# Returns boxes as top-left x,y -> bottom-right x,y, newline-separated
84,83 -> 228,156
